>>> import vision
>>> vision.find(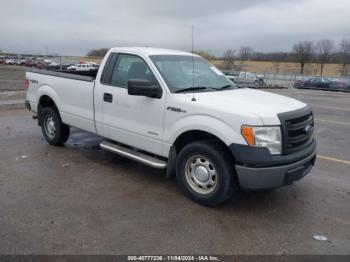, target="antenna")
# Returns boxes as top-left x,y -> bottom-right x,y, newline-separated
191,24 -> 196,102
